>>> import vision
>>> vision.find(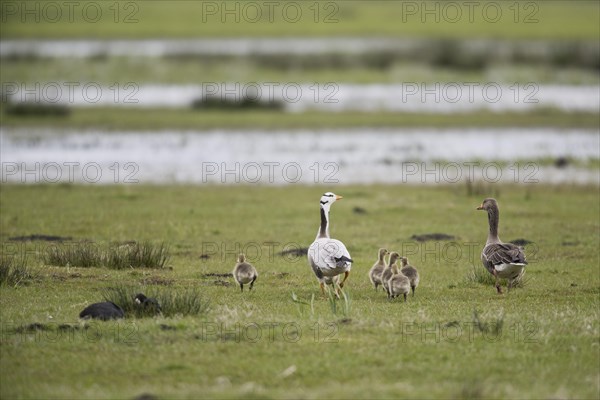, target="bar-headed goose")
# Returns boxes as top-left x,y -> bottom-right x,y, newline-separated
368,248 -> 389,291
388,261 -> 411,301
400,257 -> 420,296
477,198 -> 527,294
307,192 -> 353,295
381,251 -> 399,296
232,253 -> 258,292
